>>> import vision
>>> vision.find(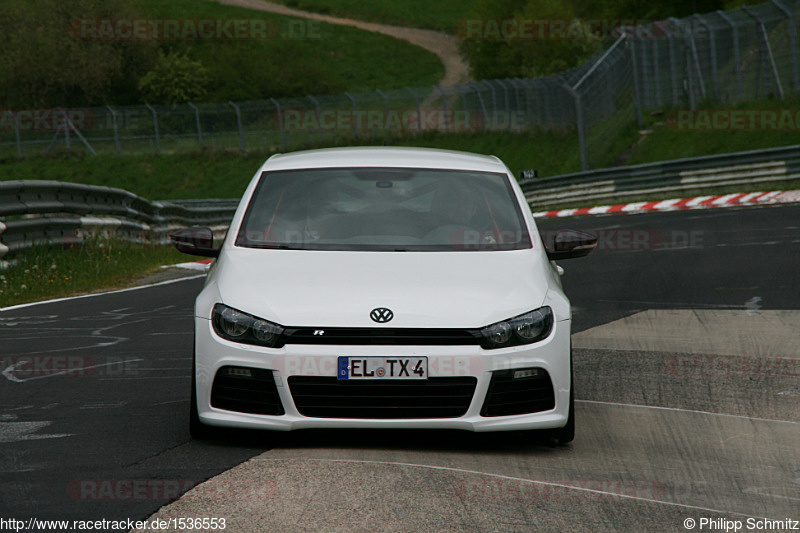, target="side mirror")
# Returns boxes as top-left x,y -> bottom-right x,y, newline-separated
543,229 -> 597,260
170,227 -> 220,258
